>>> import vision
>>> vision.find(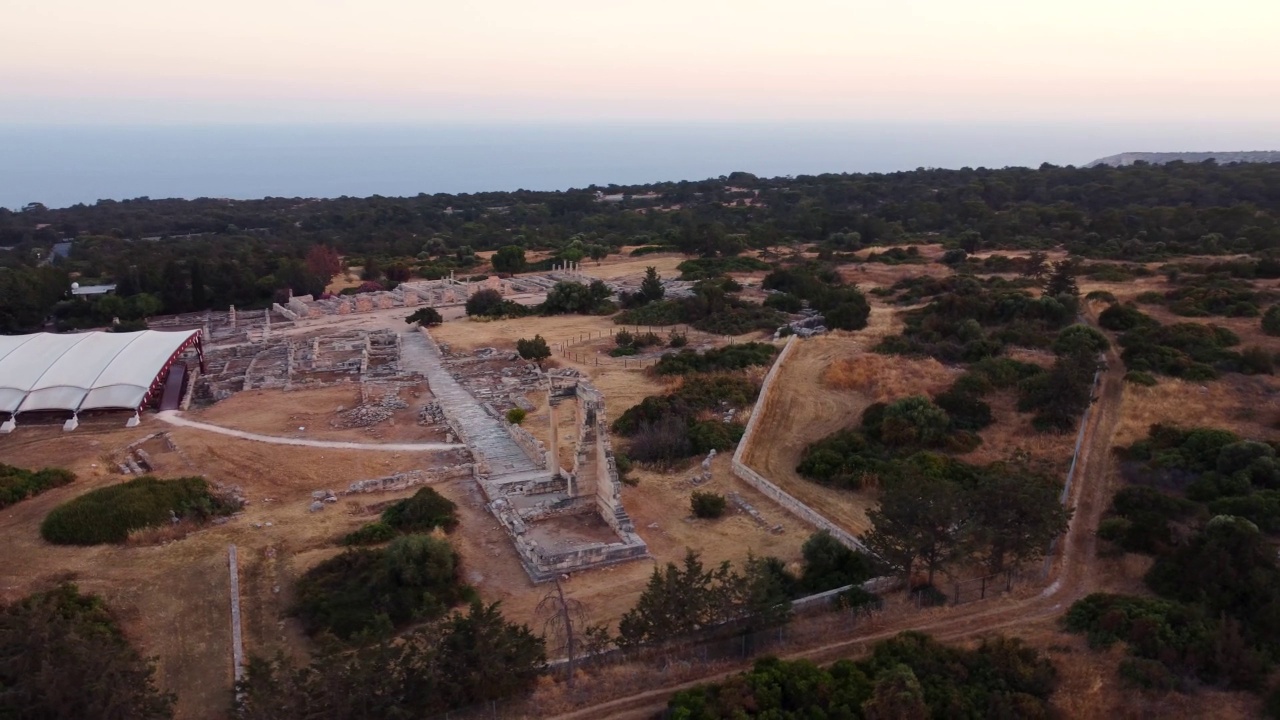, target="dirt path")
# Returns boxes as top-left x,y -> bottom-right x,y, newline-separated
545,344 -> 1127,720
155,411 -> 463,452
